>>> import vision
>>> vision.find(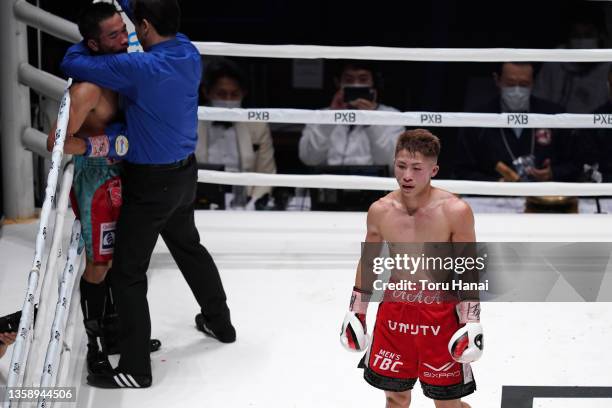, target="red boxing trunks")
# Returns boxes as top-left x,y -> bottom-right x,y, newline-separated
360,300 -> 476,400
70,156 -> 122,263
